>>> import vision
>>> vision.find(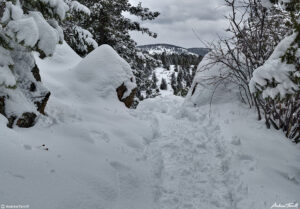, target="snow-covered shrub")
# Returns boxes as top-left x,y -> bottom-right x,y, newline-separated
250,33 -> 299,141
189,0 -> 292,110
0,0 -> 81,128
249,0 -> 300,141
187,0 -> 299,142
